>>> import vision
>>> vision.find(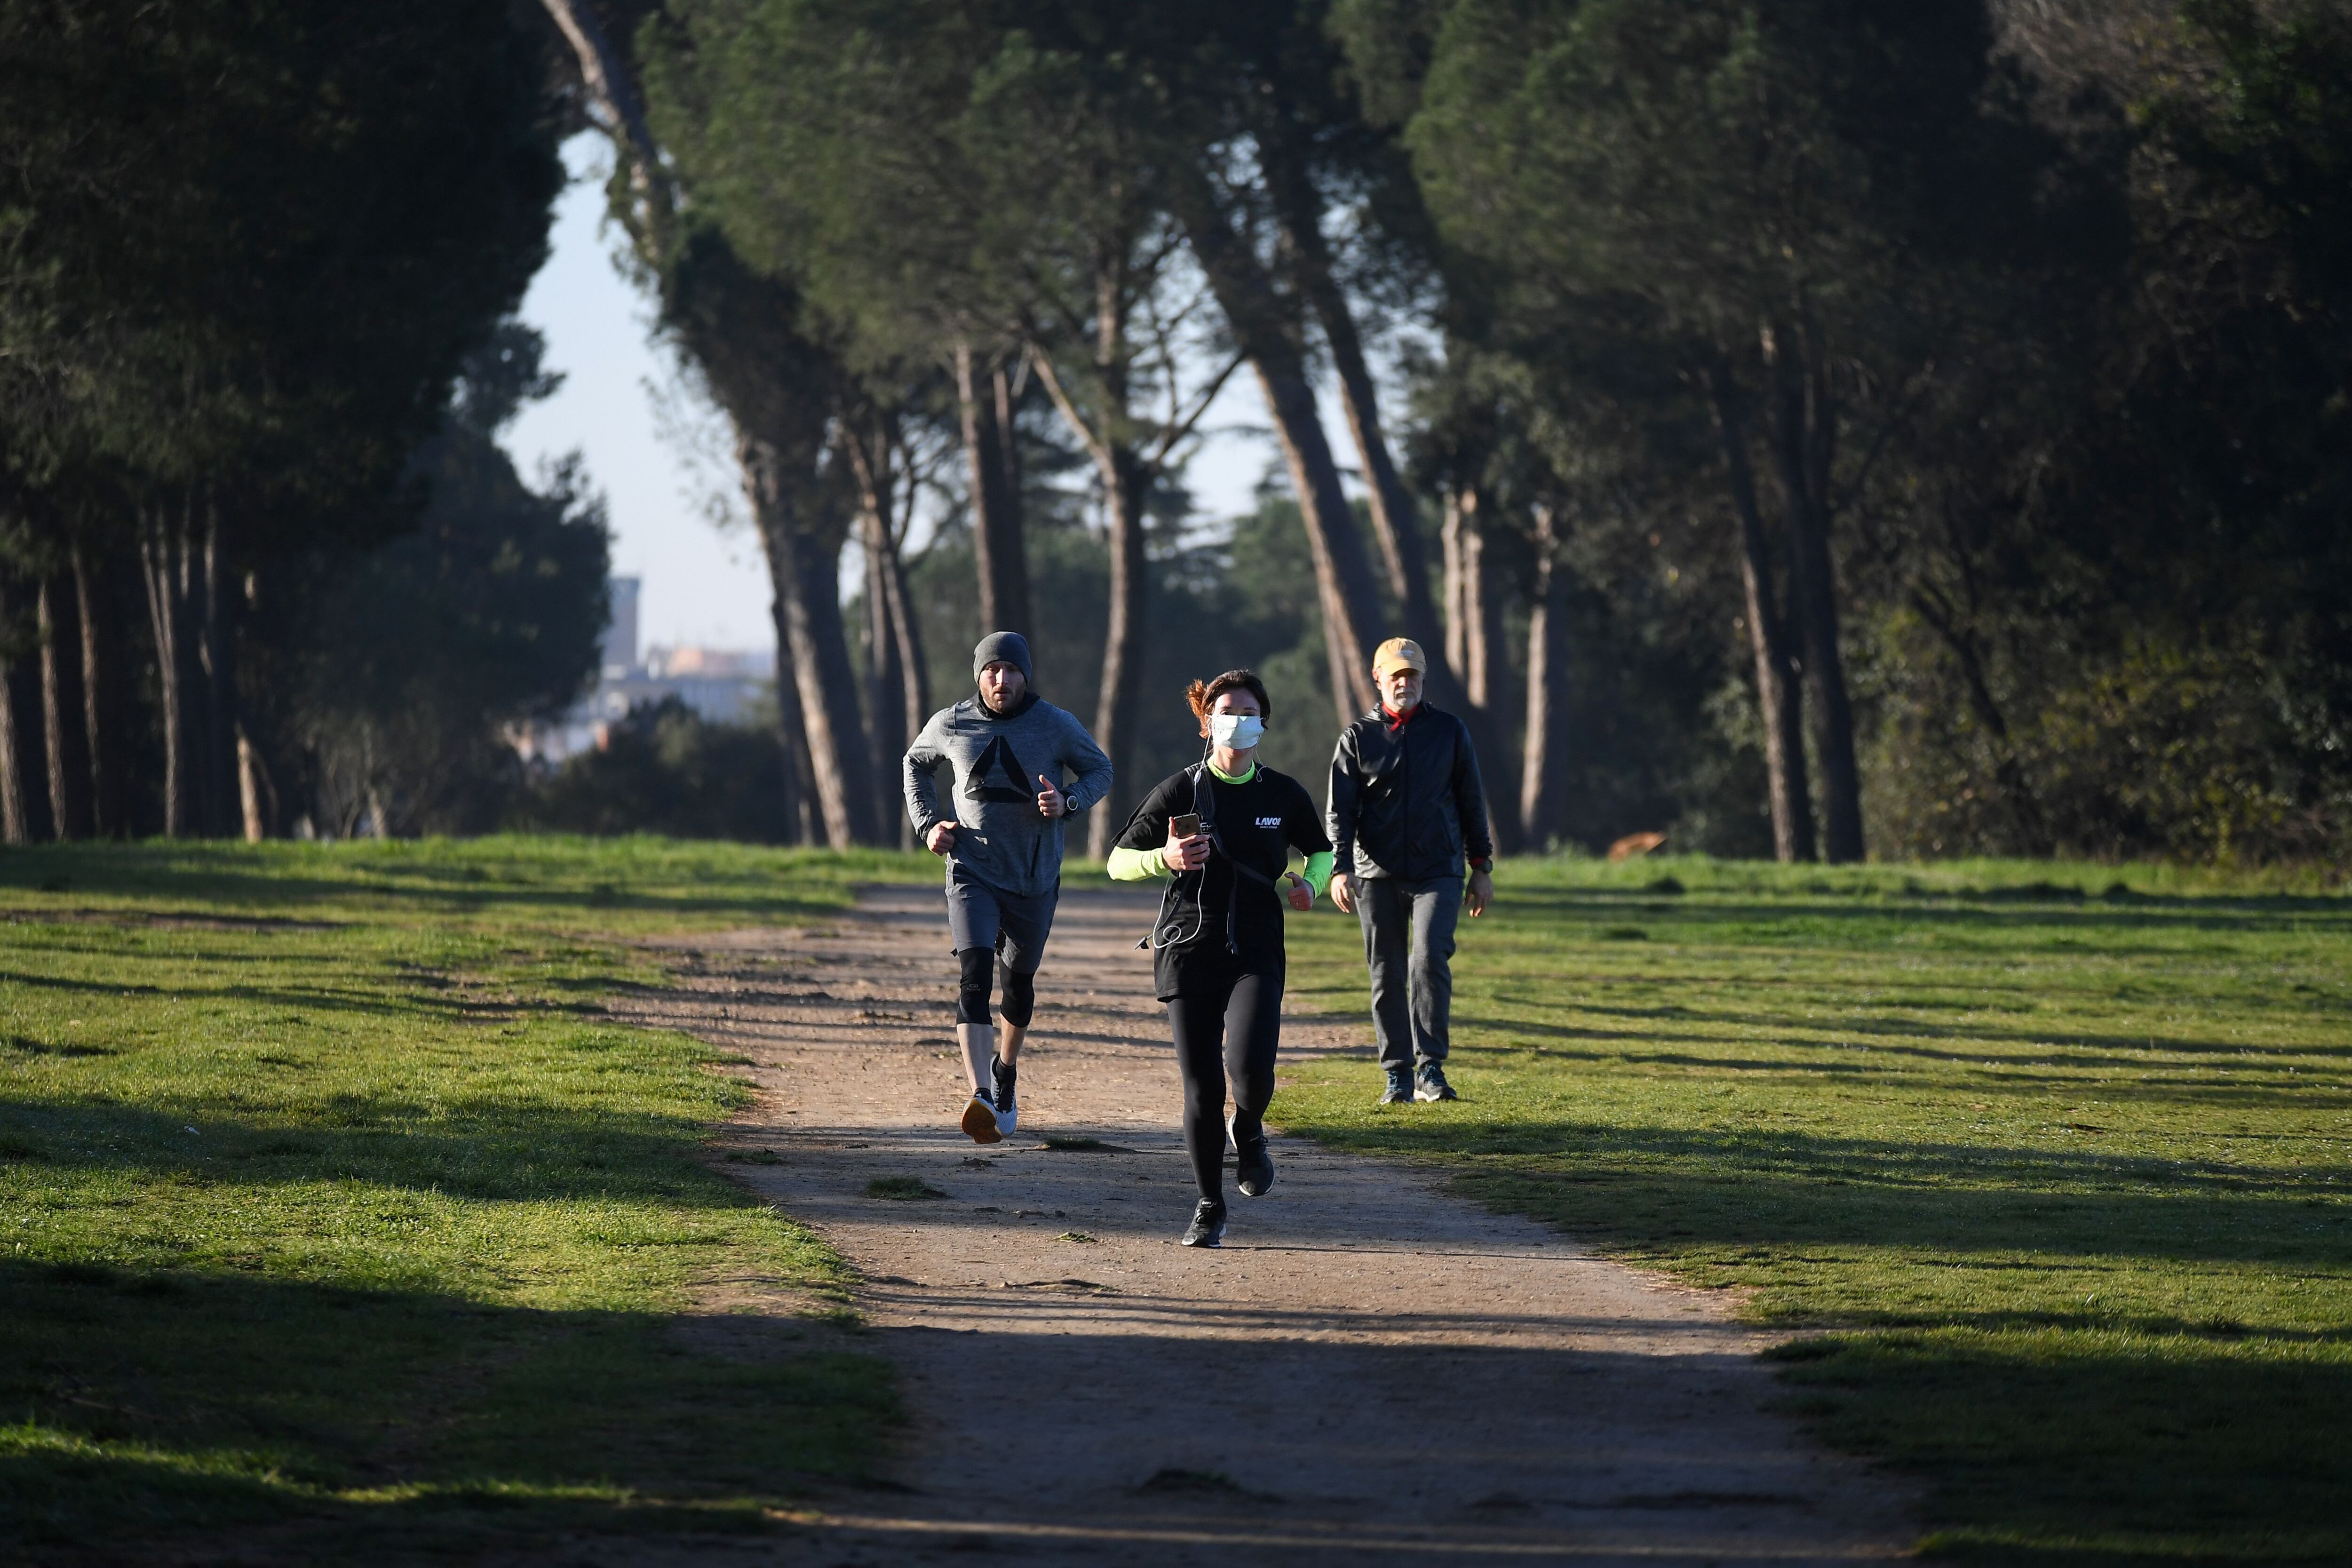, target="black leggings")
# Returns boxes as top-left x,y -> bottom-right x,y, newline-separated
1168,967 -> 1282,1203
956,947 -> 1035,1028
